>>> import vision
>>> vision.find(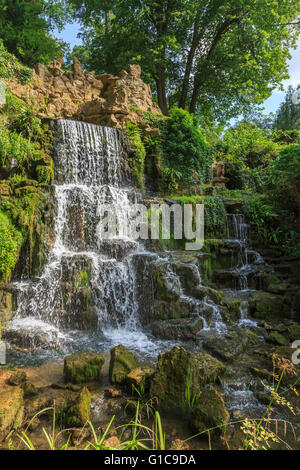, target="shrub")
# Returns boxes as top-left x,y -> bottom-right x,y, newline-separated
161,108 -> 213,187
